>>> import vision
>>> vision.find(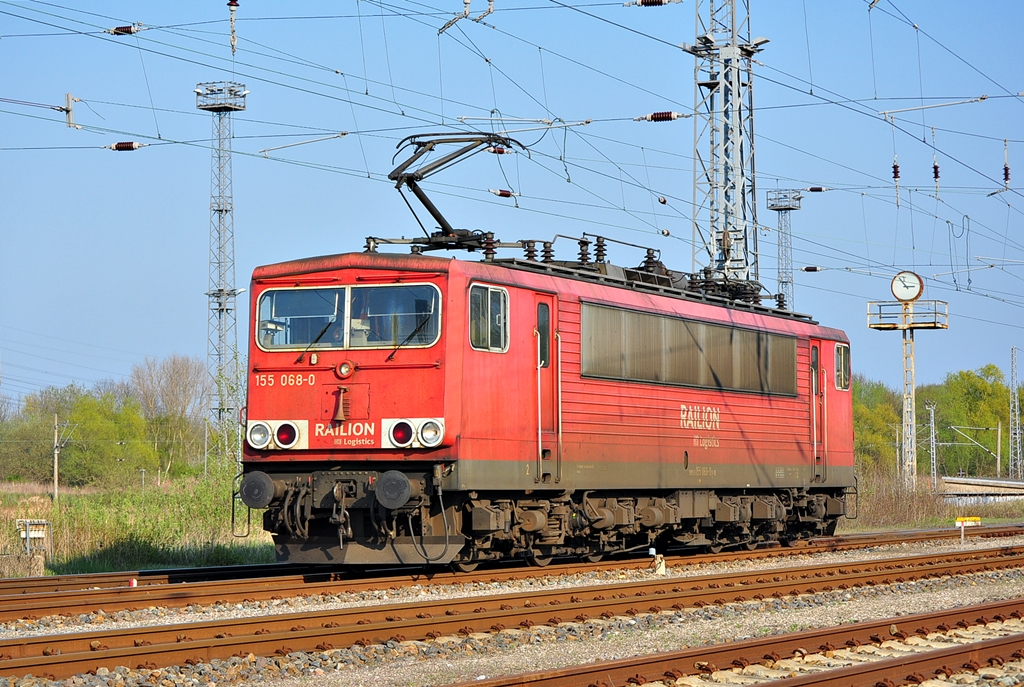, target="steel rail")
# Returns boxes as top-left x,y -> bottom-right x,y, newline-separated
444,599 -> 1024,687
4,523 -> 1020,600
3,546 -> 1024,681
3,538 -> 1024,624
